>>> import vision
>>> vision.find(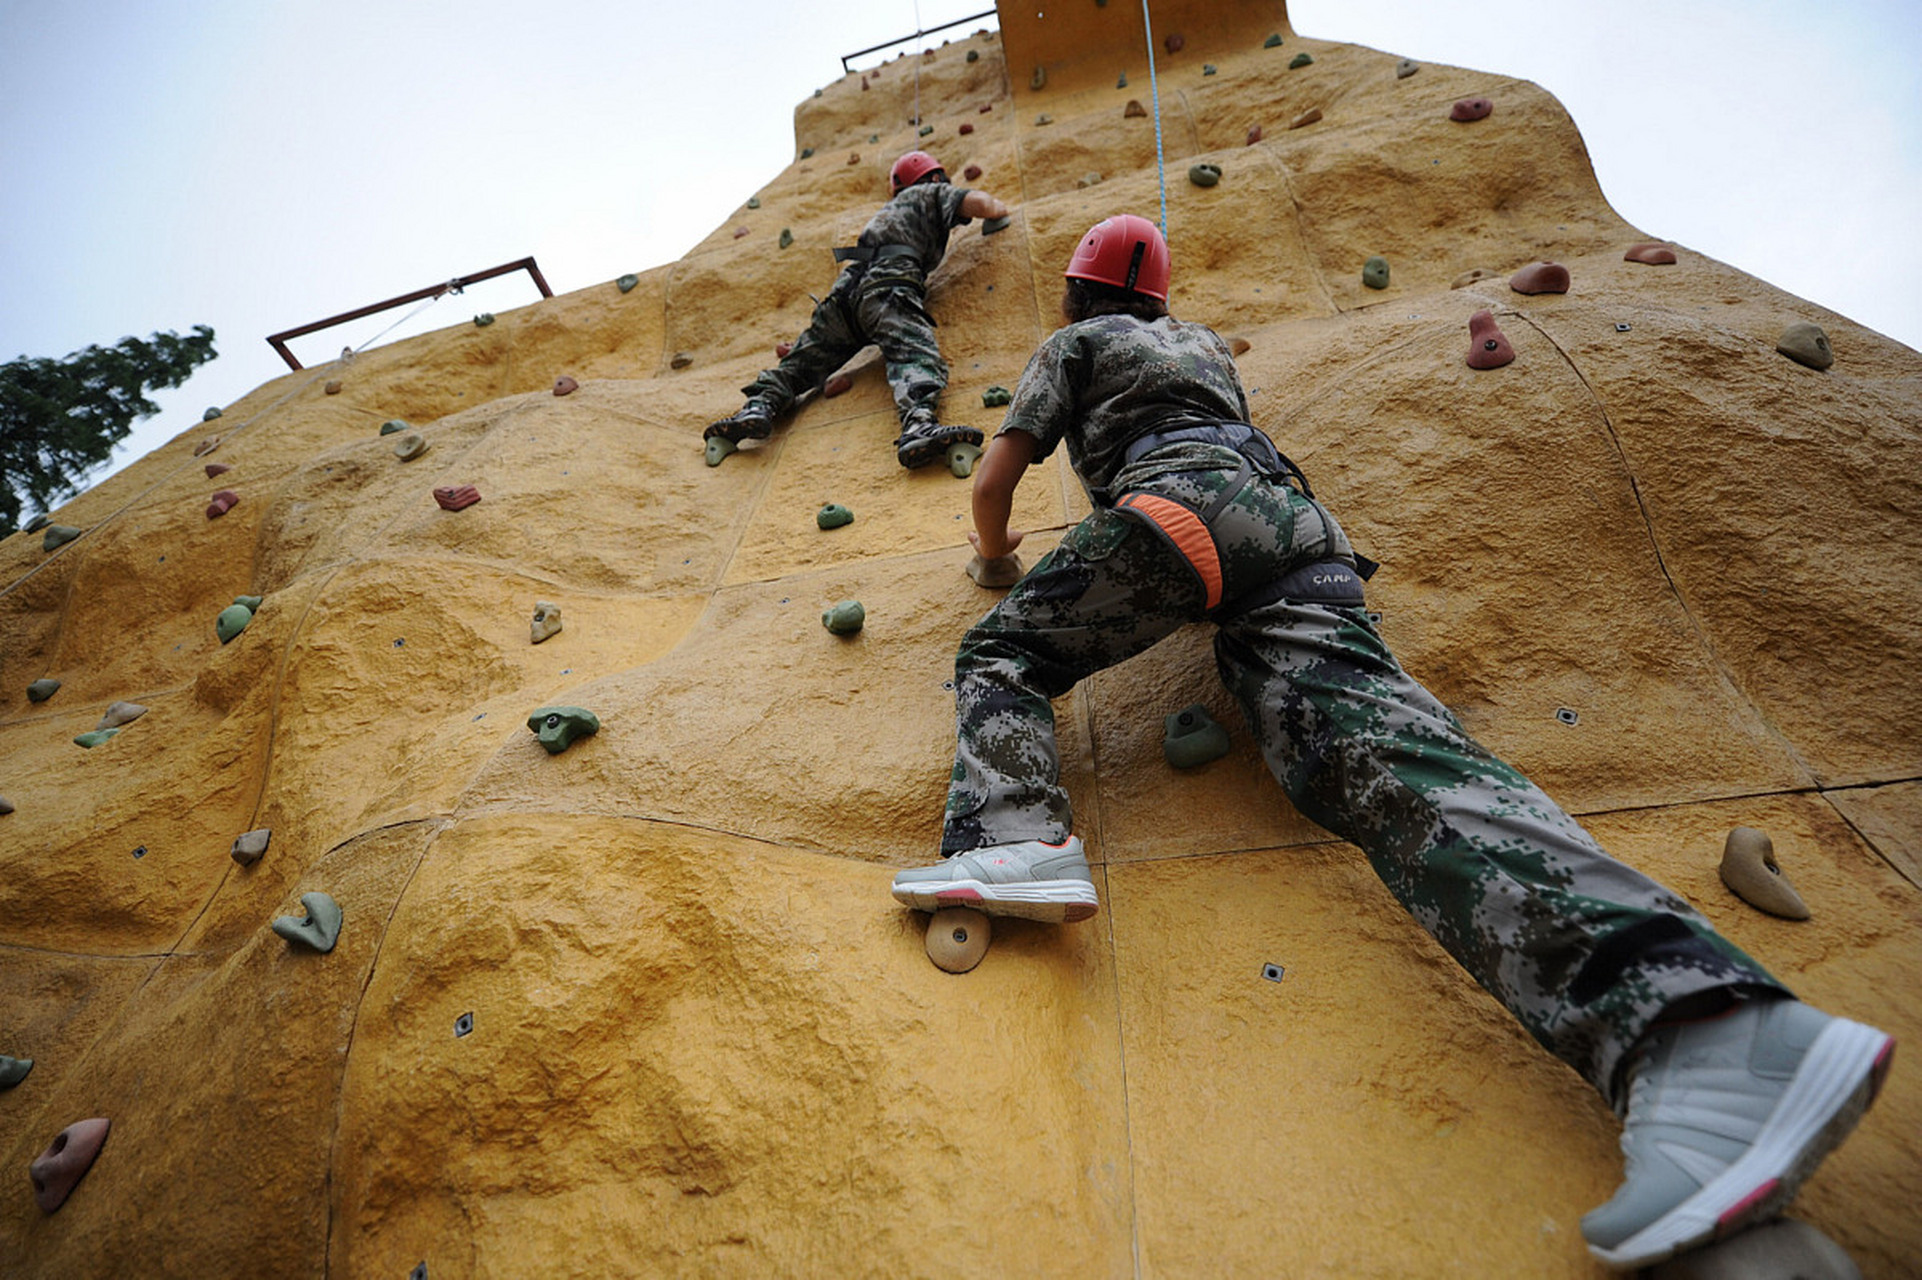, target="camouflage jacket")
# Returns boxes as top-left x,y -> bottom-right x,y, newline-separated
852,182 -> 974,286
